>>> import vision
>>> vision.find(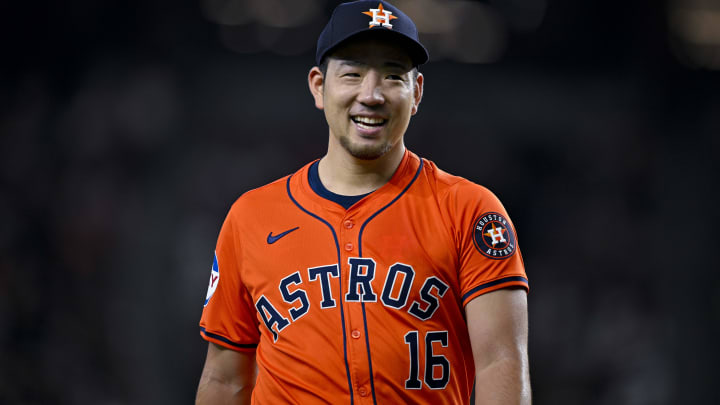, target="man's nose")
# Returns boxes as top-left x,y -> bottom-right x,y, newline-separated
357,72 -> 385,105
